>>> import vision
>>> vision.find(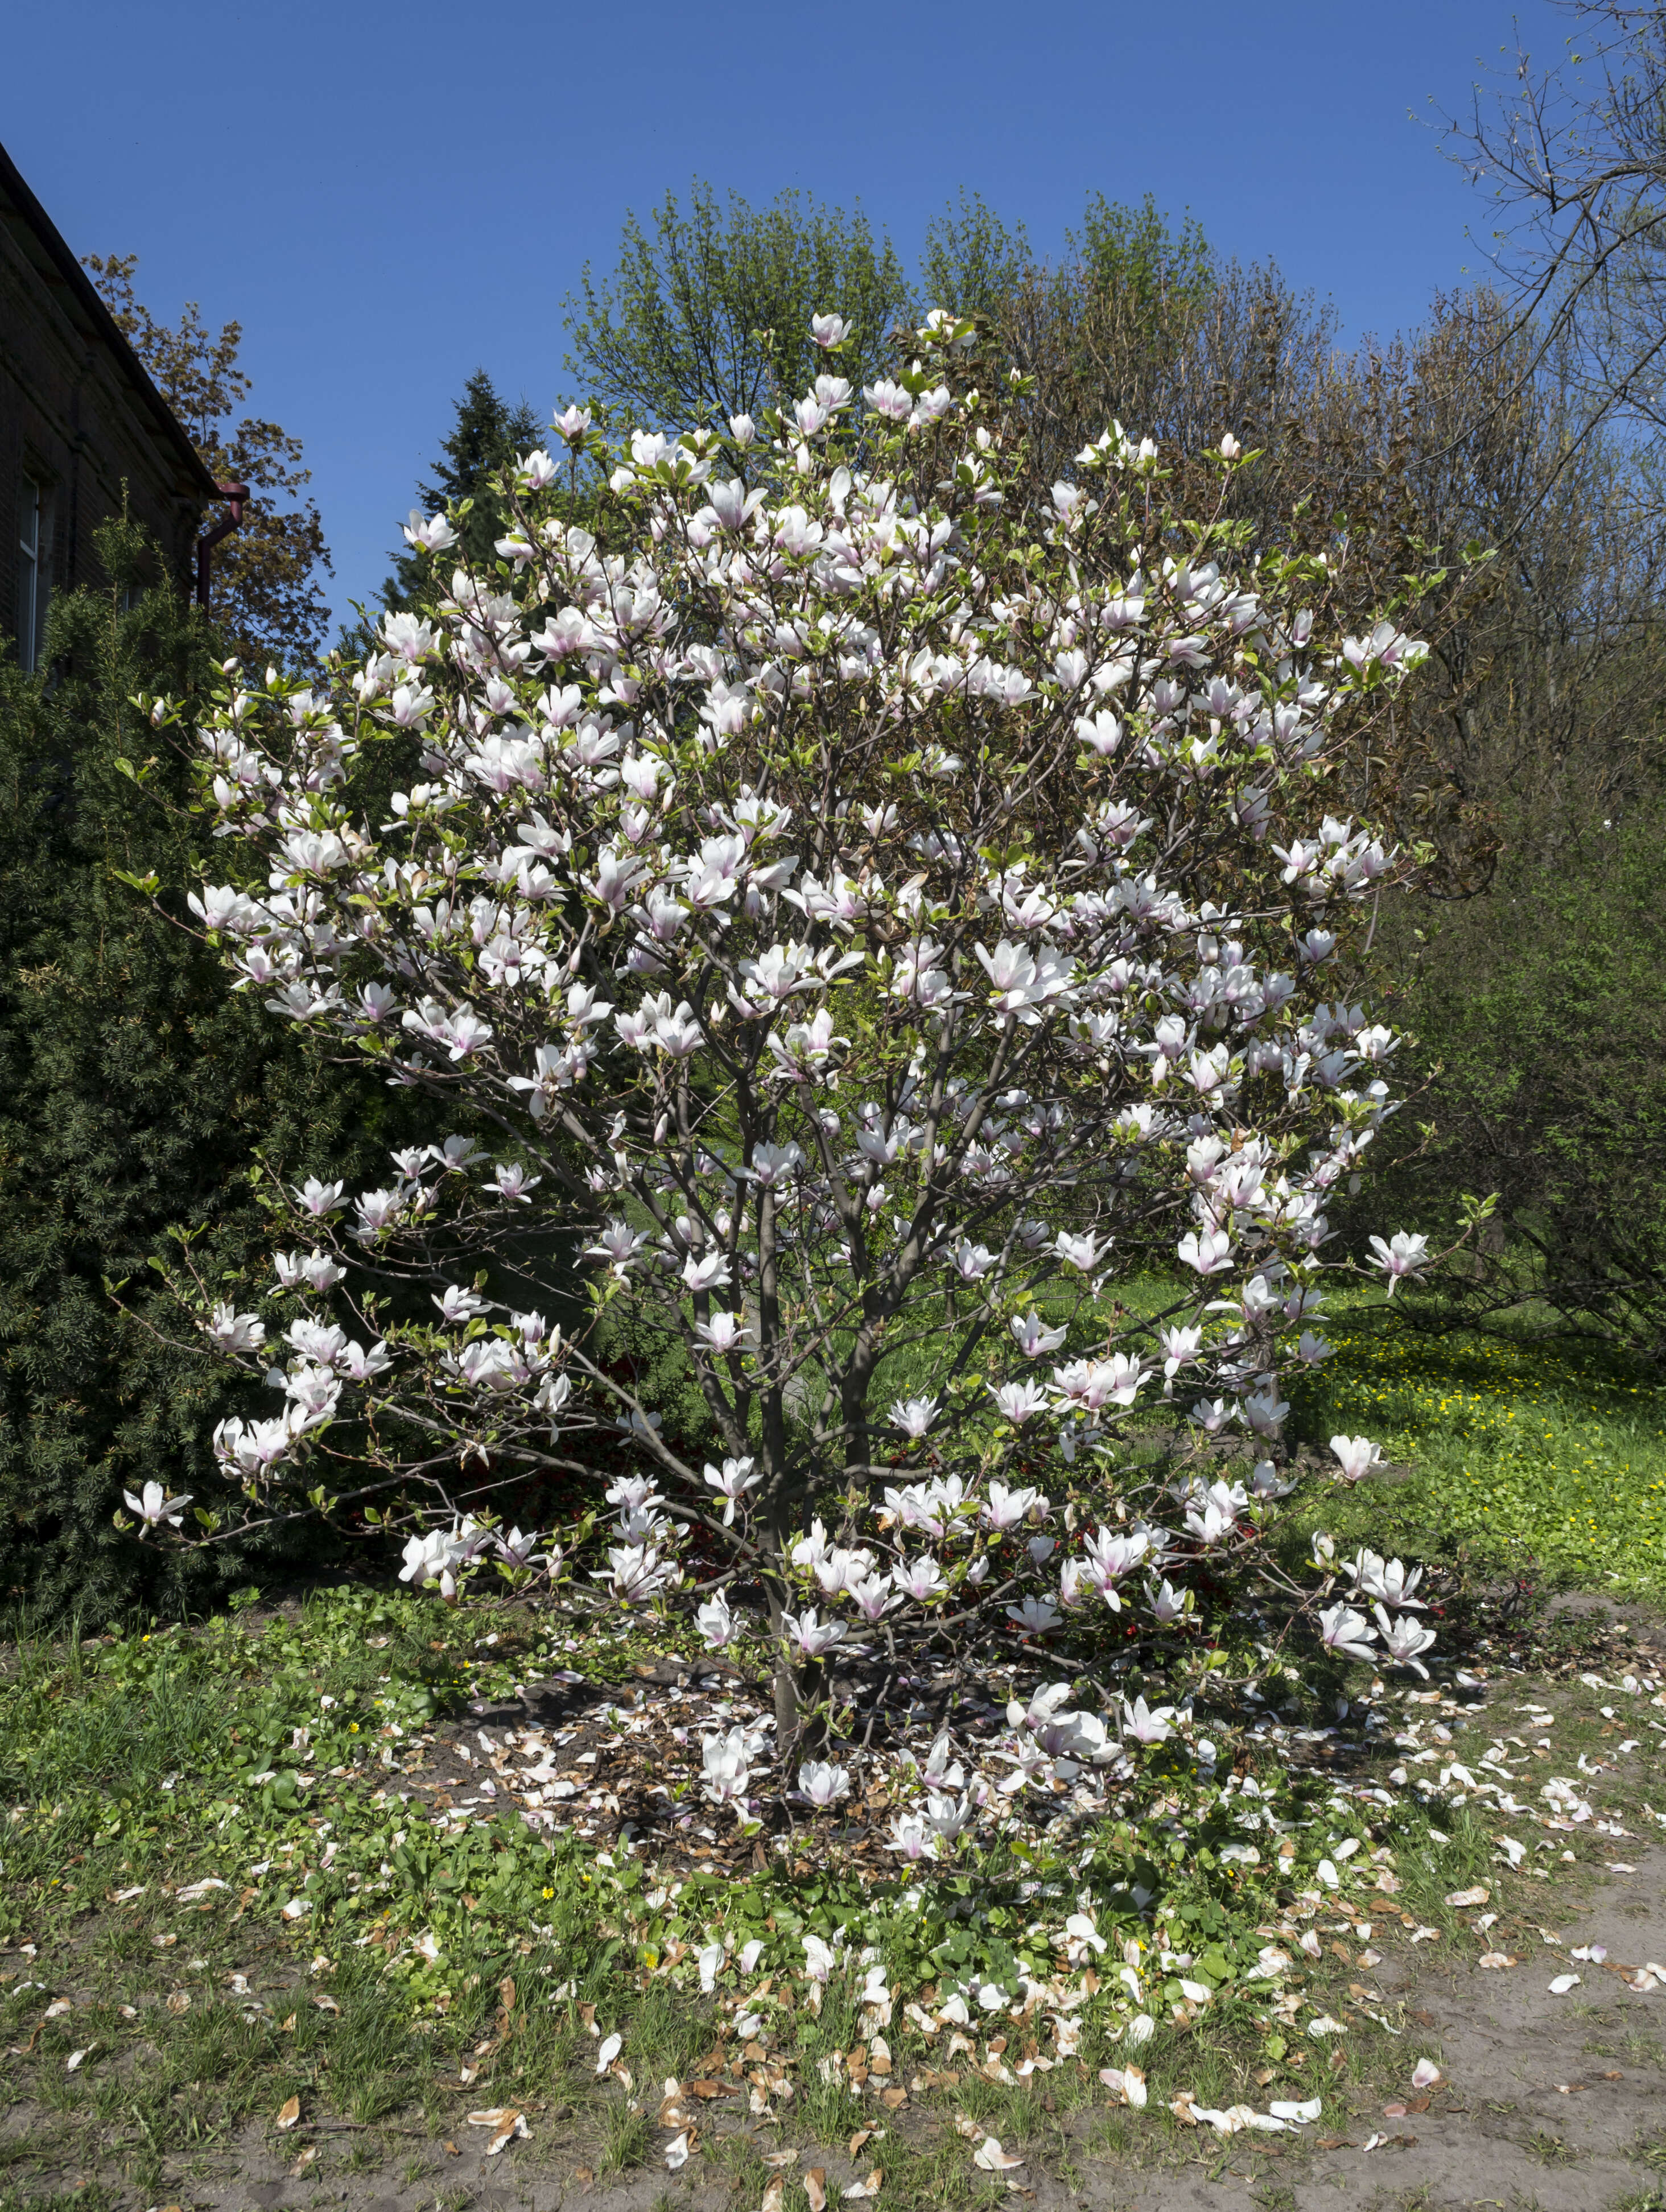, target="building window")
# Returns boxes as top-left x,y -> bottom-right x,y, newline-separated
17,476 -> 43,672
